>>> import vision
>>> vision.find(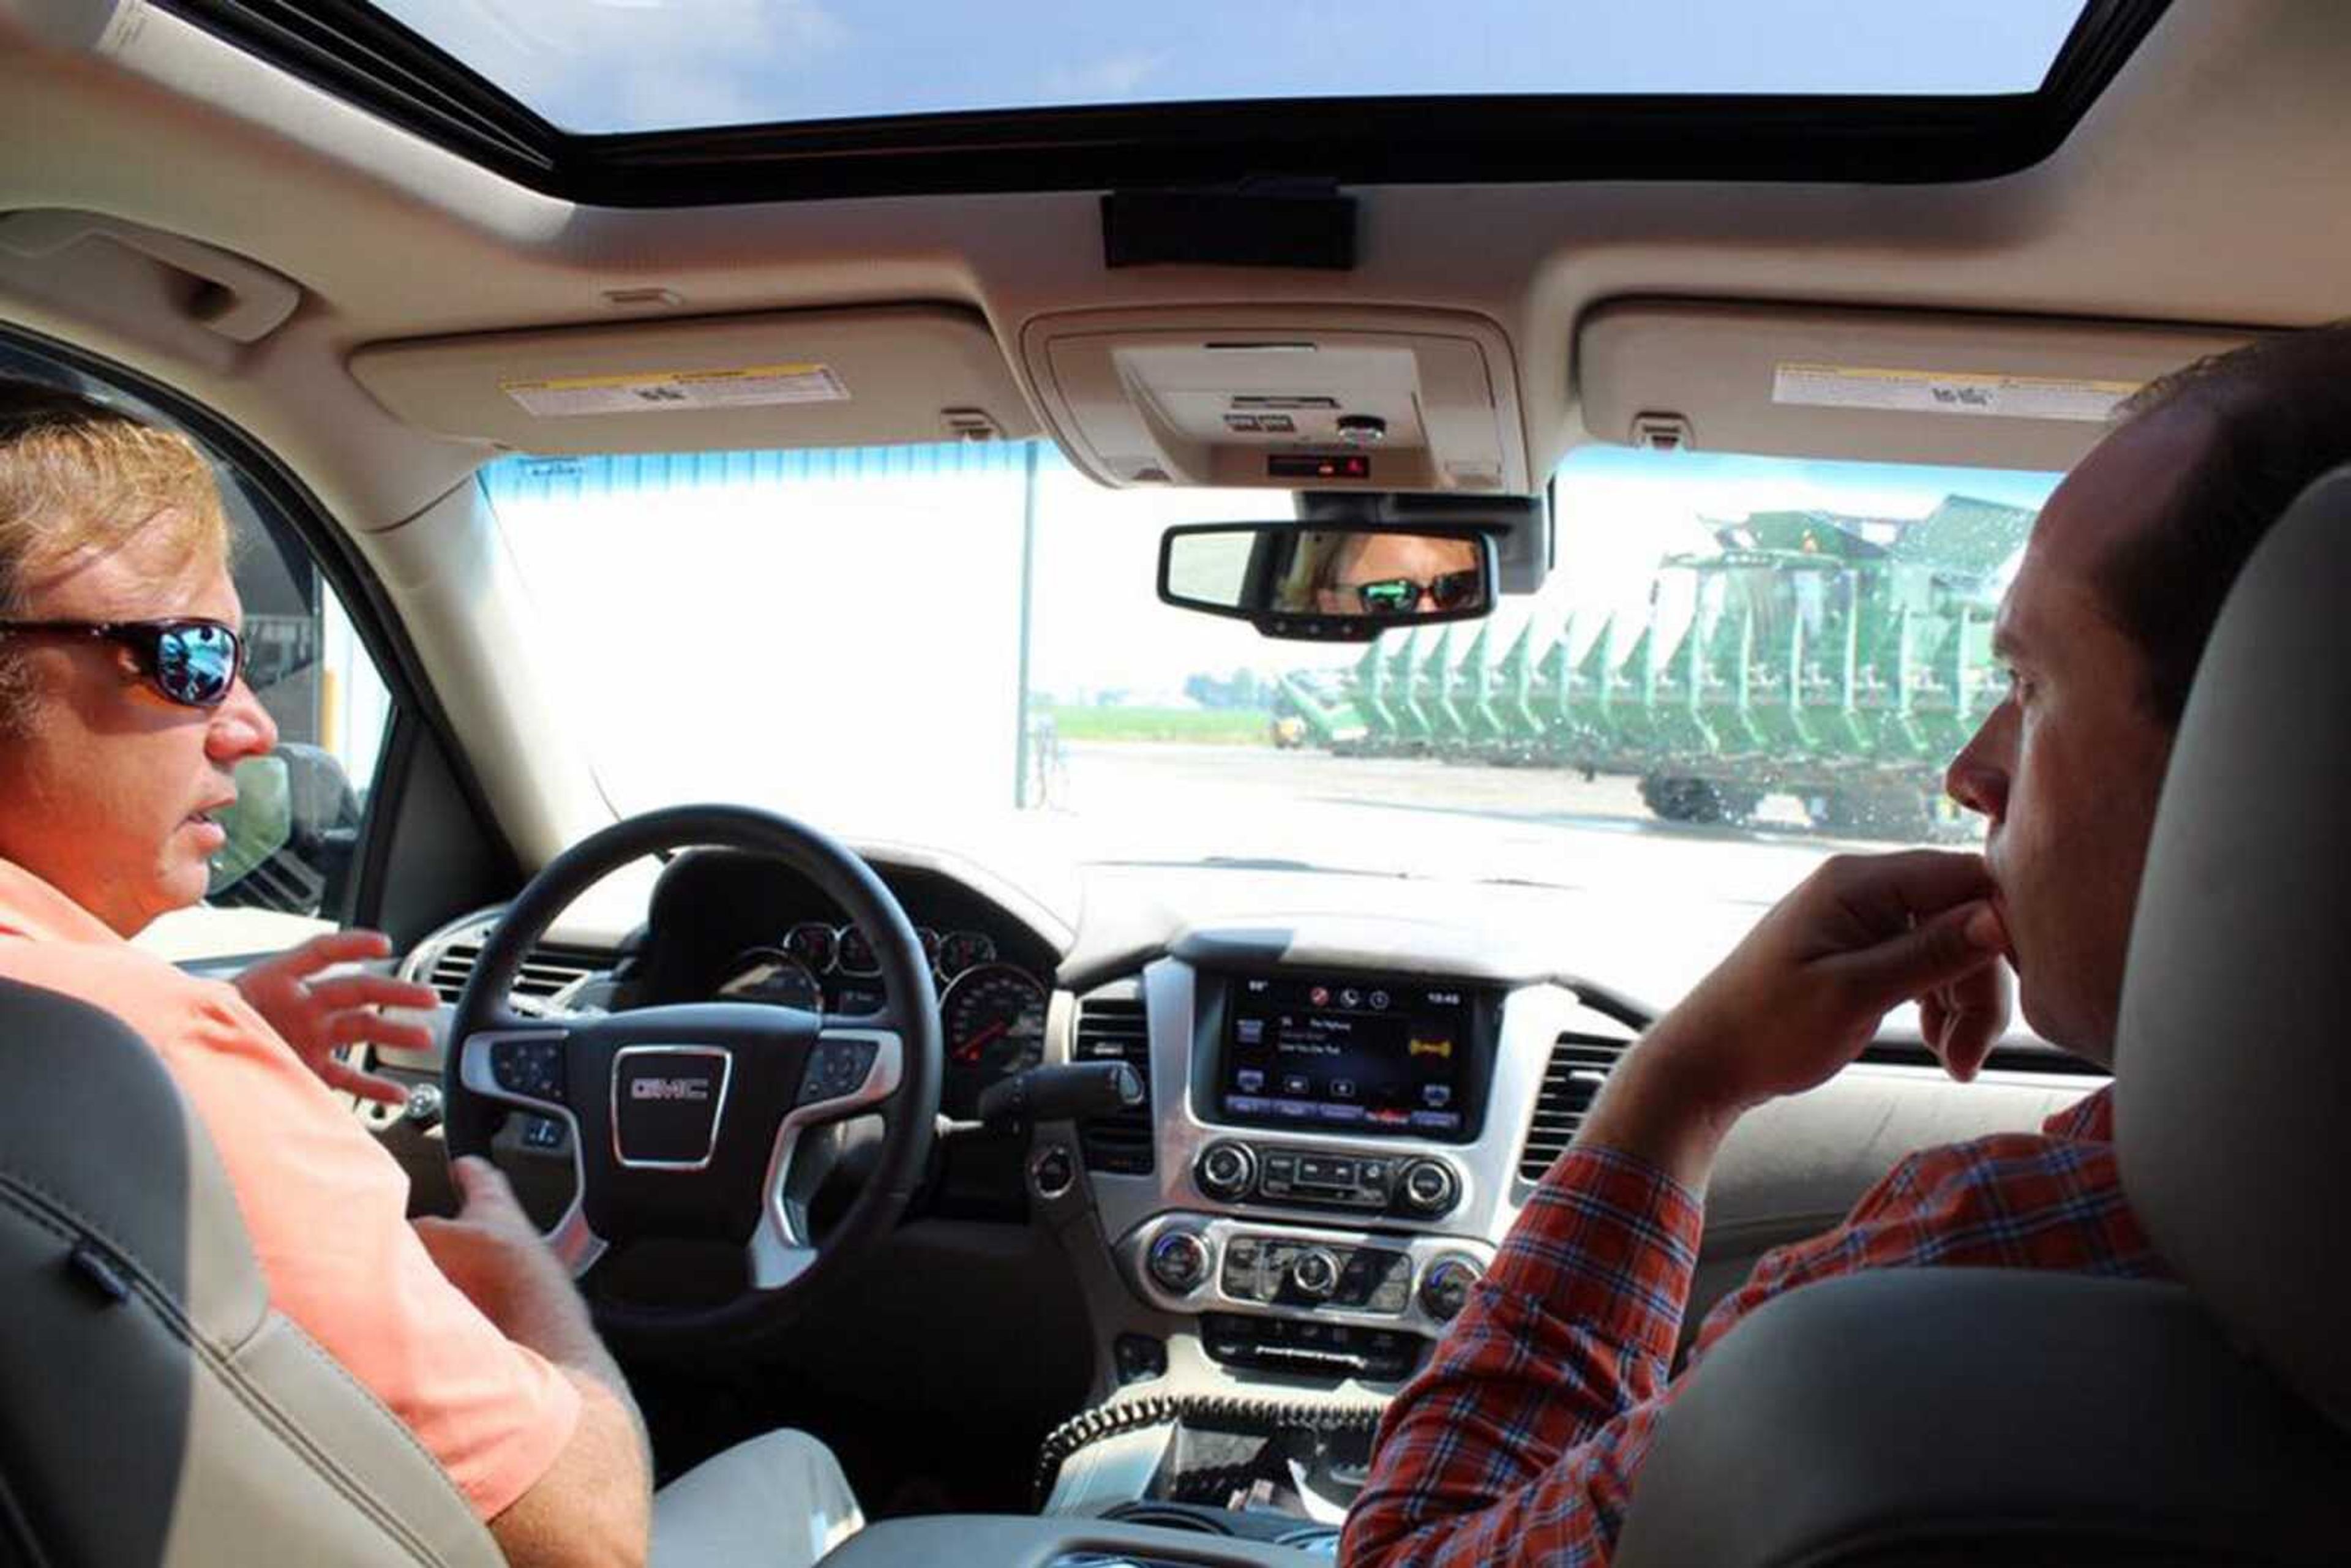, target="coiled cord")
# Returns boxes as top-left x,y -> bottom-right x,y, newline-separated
1032,1390 -> 1387,1506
